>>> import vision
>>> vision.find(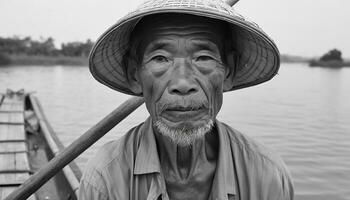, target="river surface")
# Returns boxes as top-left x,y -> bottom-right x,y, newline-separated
1,64 -> 350,200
